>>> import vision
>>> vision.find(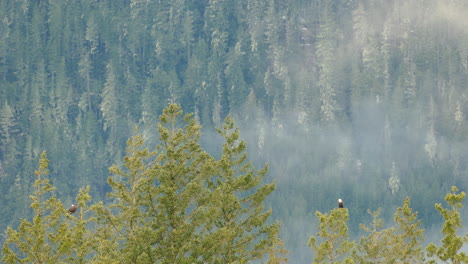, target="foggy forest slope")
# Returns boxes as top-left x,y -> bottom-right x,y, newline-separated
0,0 -> 467,262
